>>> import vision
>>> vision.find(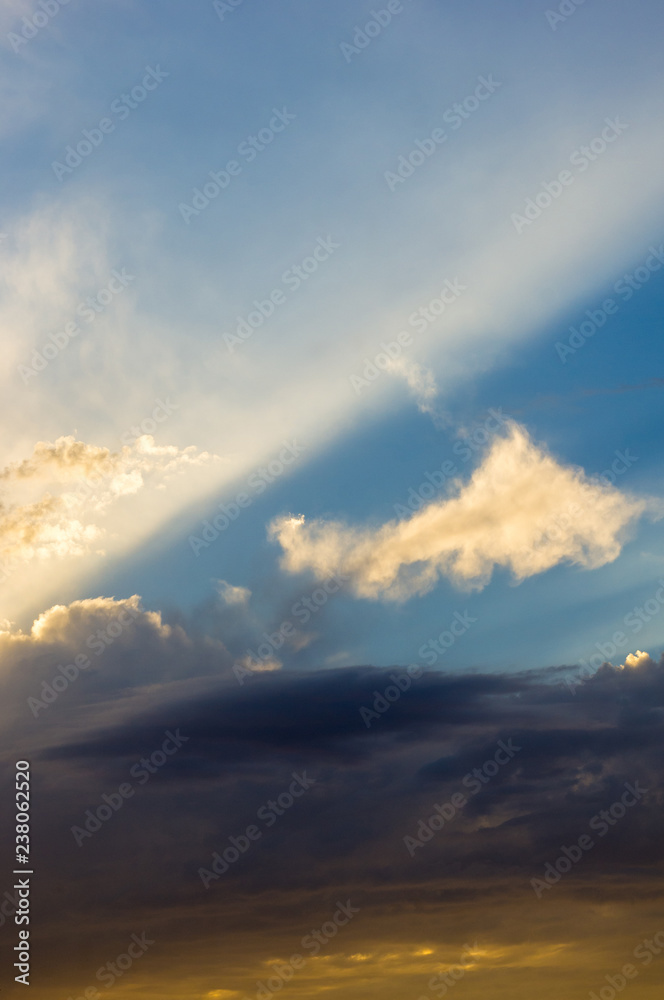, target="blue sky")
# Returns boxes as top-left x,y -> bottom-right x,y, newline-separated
2,0 -> 664,674
4,4 -> 664,999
